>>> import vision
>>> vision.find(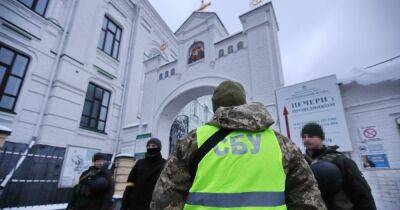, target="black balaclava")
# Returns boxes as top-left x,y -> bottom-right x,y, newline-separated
146,138 -> 162,158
